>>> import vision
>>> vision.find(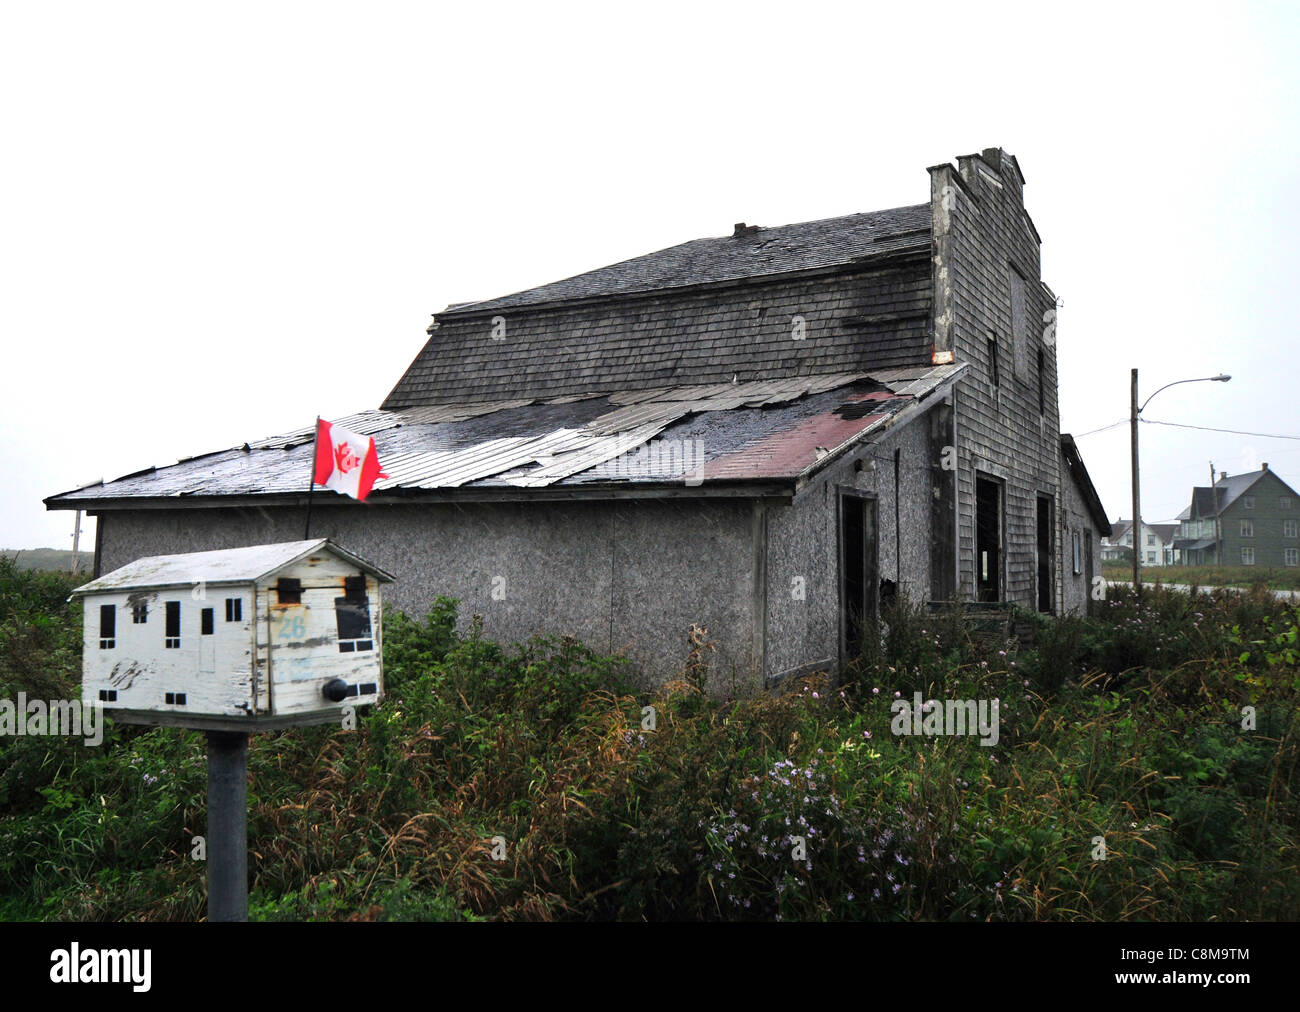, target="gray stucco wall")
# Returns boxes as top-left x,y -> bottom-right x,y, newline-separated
762,403 -> 940,682
93,404 -> 948,696
96,498 -> 759,693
